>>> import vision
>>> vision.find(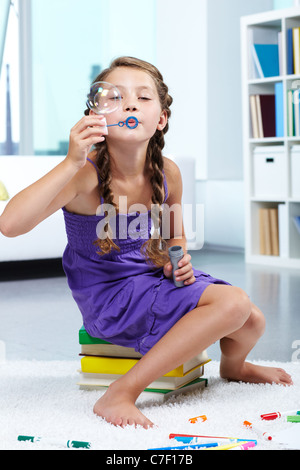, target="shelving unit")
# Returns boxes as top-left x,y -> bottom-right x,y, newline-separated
241,7 -> 300,268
